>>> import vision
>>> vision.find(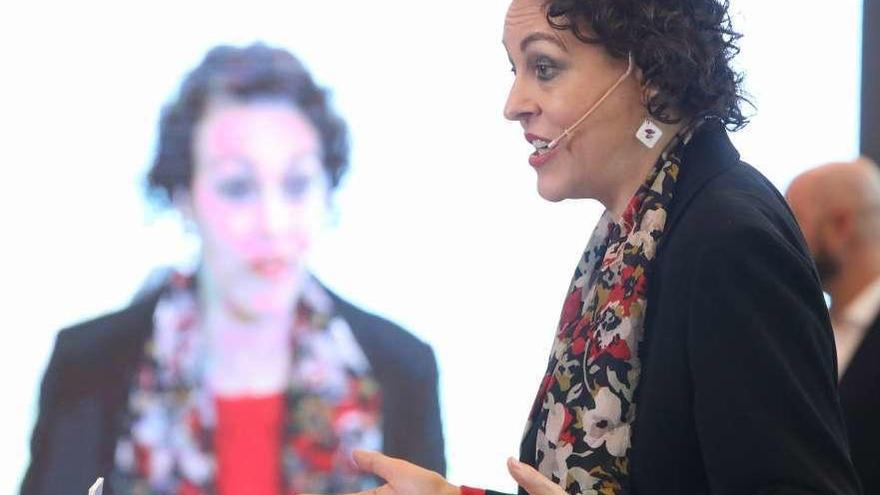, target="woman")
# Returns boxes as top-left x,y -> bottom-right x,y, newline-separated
21,43 -> 444,495
335,0 -> 861,494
